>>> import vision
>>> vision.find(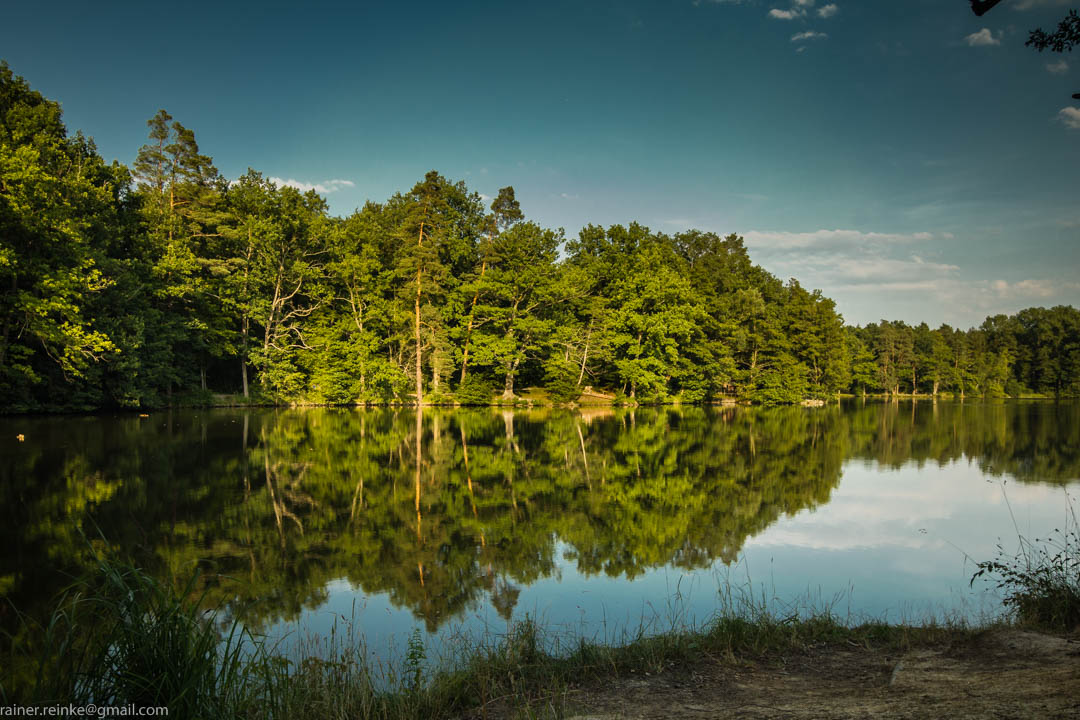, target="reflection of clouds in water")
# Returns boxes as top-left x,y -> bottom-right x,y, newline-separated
746,460 -> 1074,555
